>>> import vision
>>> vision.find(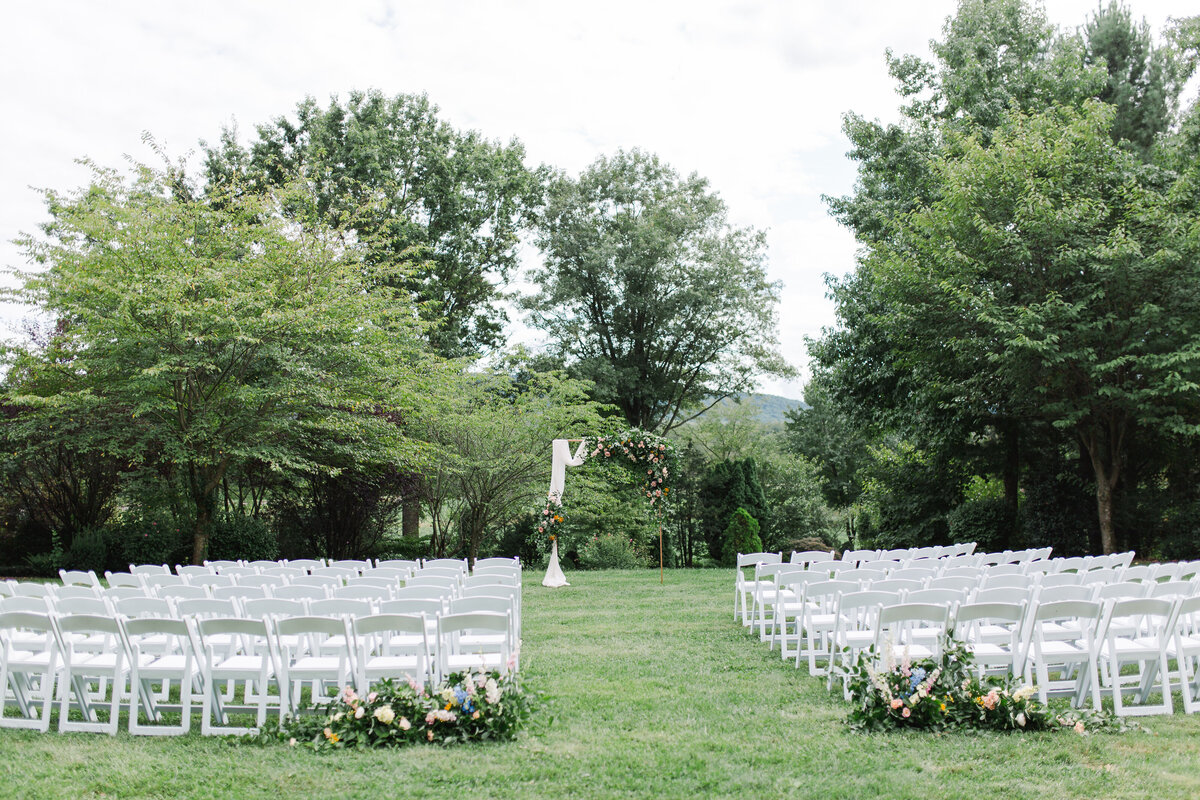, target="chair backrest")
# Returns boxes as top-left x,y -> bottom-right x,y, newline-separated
986,564 -> 1026,577
789,550 -> 834,565
285,559 -> 326,572
187,575 -> 235,589
394,585 -> 454,602
333,585 -> 392,602
119,616 -> 193,656
258,566 -> 306,580
1119,565 -> 1154,583
157,585 -> 210,602
203,560 -> 243,571
309,568 -> 355,582
49,596 -> 110,616
1034,599 -> 1102,624
889,568 -> 937,584
114,596 -> 173,618
59,569 -> 101,589
905,588 -> 967,607
379,598 -> 444,617
241,598 -> 308,620
953,600 -> 1025,628
449,595 -> 514,618
308,598 -> 373,619
868,579 -> 924,595
405,576 -> 459,592
940,566 -> 984,580
1101,597 -> 1174,641
1036,585 -> 1093,603
1080,568 -> 1119,585
234,575 -> 286,590
840,549 -> 879,566
926,576 -> 976,593
374,559 -> 420,572
245,560 -> 282,571
9,582 -> 51,598
102,586 -> 151,603
50,585 -> 100,601
423,558 -> 469,573
1093,581 -> 1149,601
211,585 -> 269,602
351,576 -> 402,591
174,597 -> 239,619
1149,580 -> 1196,599
272,585 -> 330,602
288,575 -> 342,590
273,614 -> 350,641
143,574 -> 186,590
0,596 -> 49,613
328,559 -> 372,574
980,573 -> 1028,590
130,564 -> 170,576
1039,572 -> 1082,588
354,612 -> 426,637
875,602 -> 952,647
214,566 -> 258,578
175,565 -> 214,579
